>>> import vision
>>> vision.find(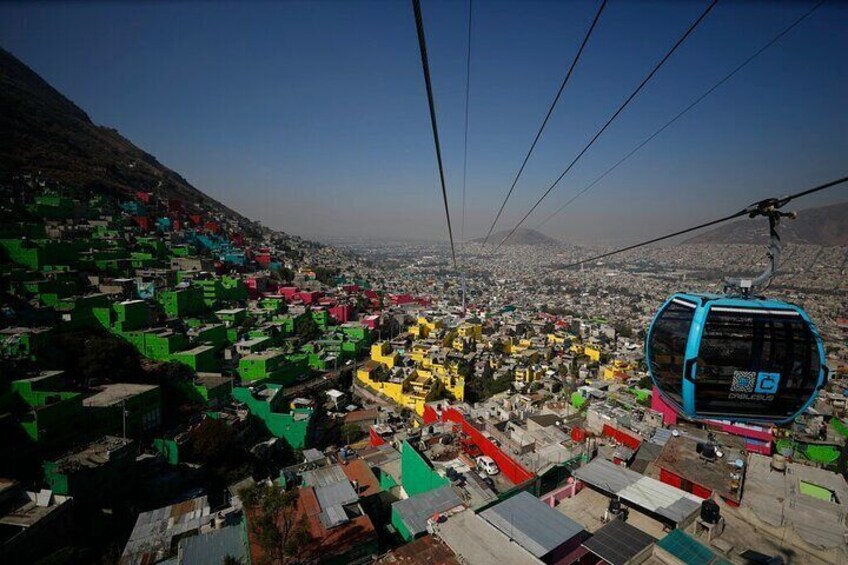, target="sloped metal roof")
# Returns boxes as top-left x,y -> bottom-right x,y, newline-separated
393,486 -> 463,537
573,458 -> 701,524
178,523 -> 247,564
480,491 -> 584,558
